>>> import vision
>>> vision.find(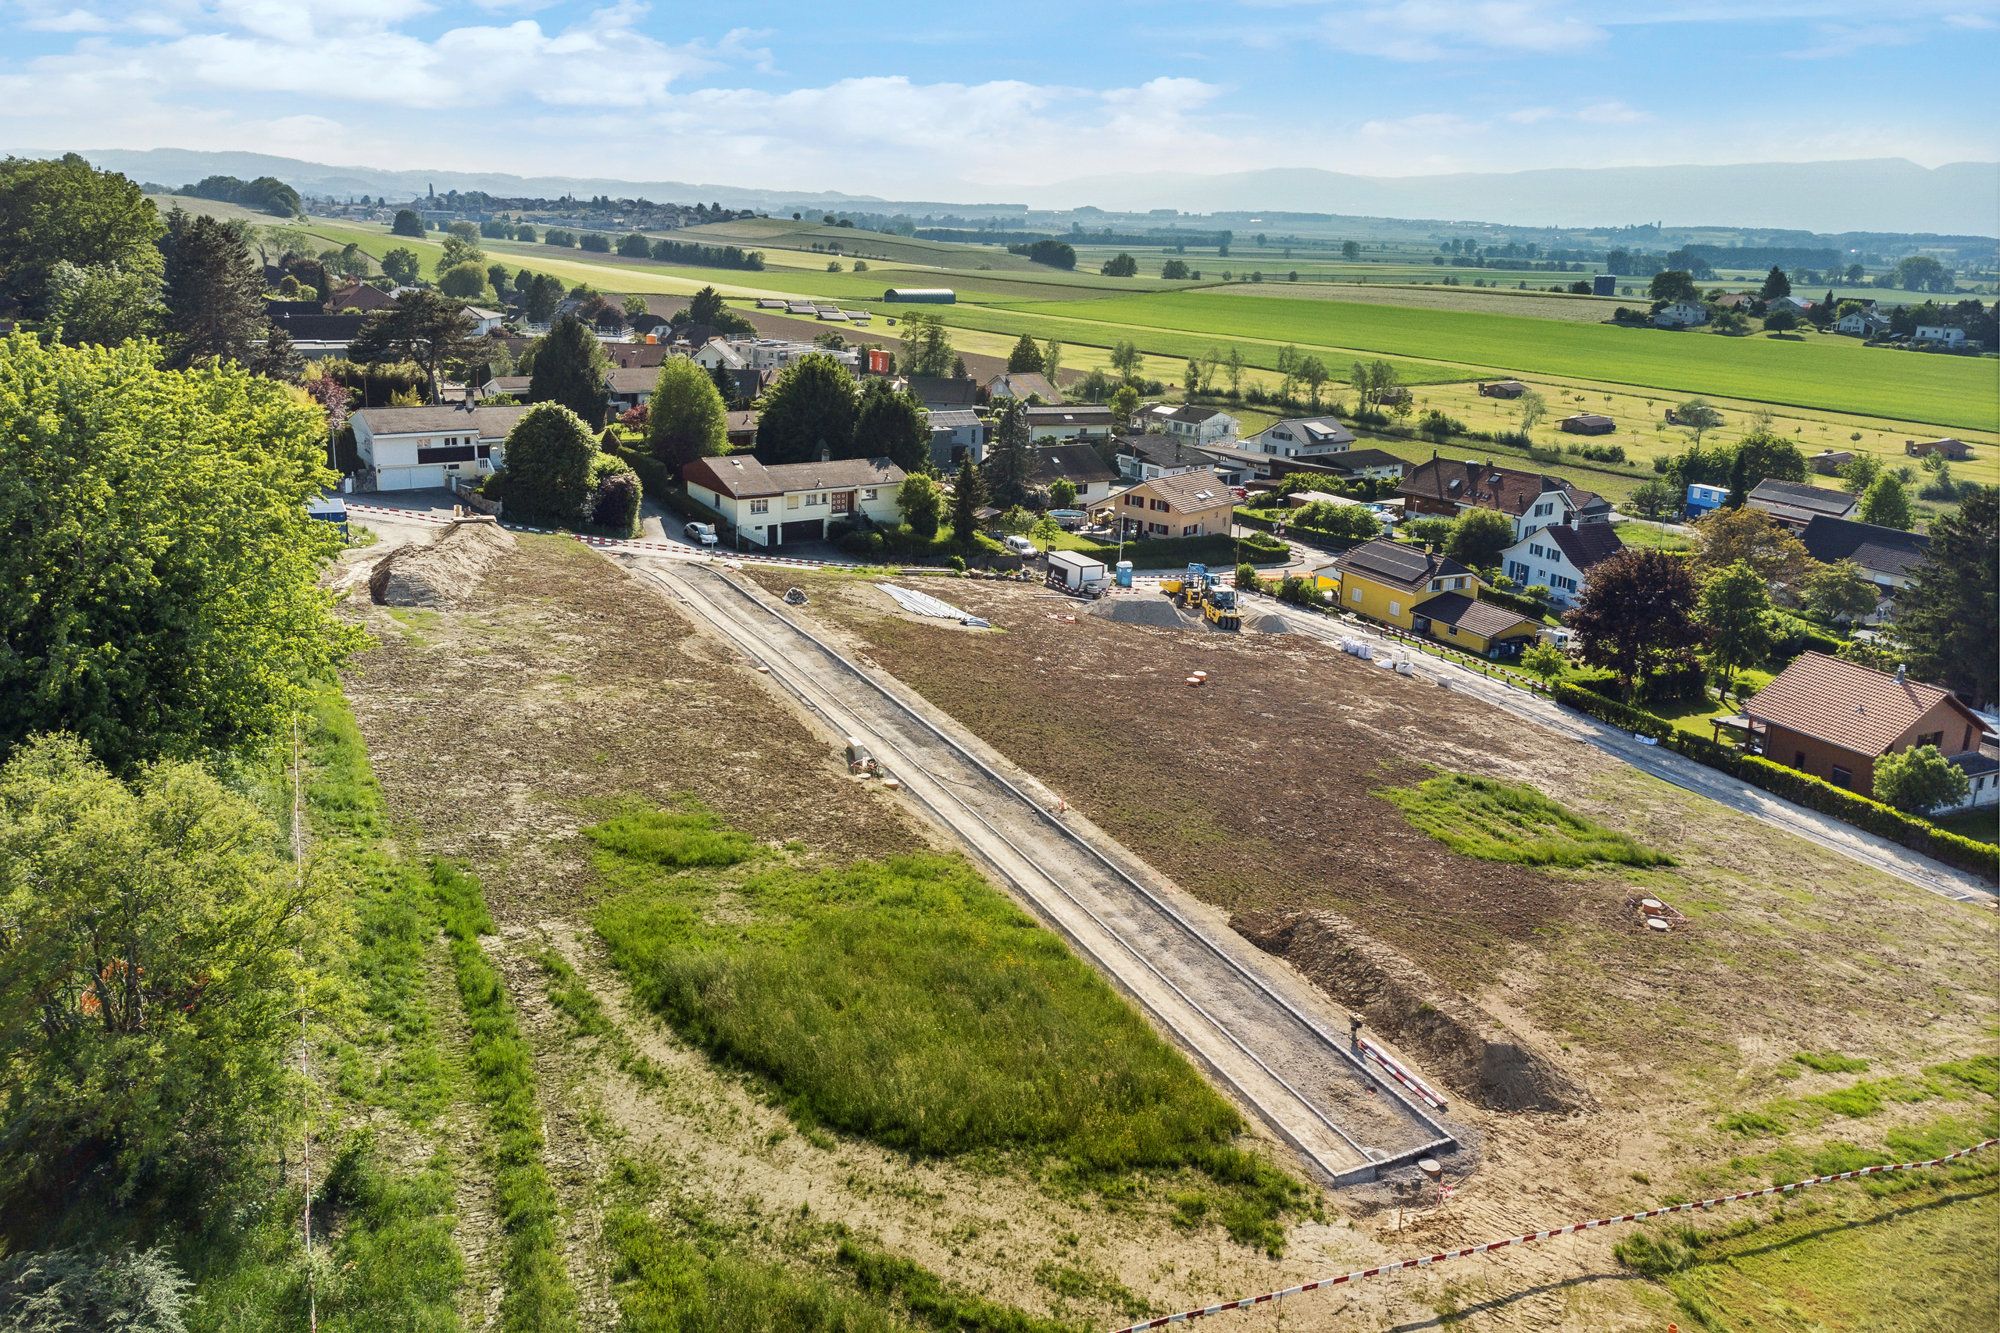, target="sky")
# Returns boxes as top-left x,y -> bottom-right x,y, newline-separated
2,0 -> 1997,203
